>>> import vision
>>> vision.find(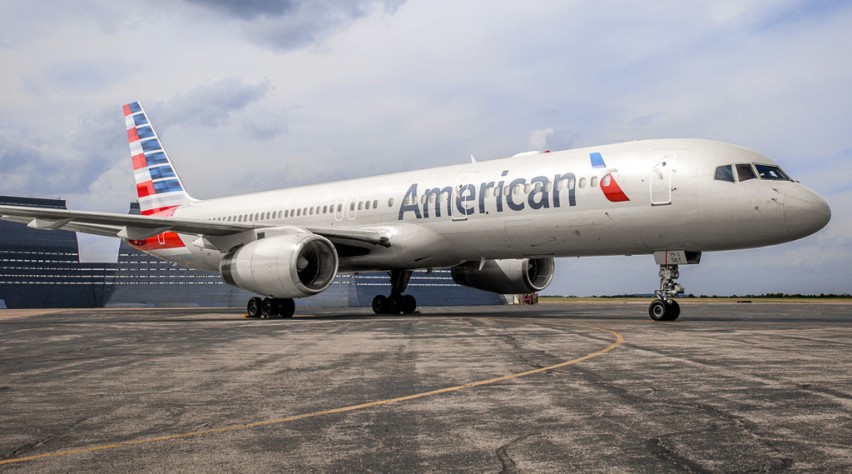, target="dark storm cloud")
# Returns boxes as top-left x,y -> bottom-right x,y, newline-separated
183,0 -> 405,51
154,78 -> 272,128
184,0 -> 298,20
